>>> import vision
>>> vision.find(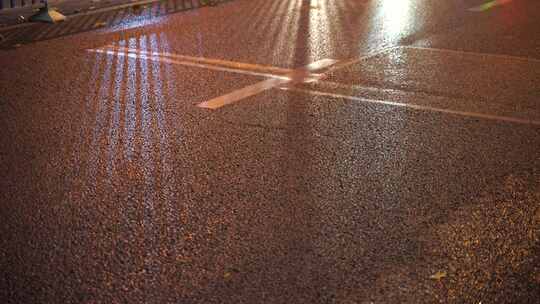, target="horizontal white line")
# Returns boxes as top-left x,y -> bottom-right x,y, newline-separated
87,48 -> 292,80
318,46 -> 401,75
105,45 -> 296,75
280,87 -> 540,126
405,46 -> 540,64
